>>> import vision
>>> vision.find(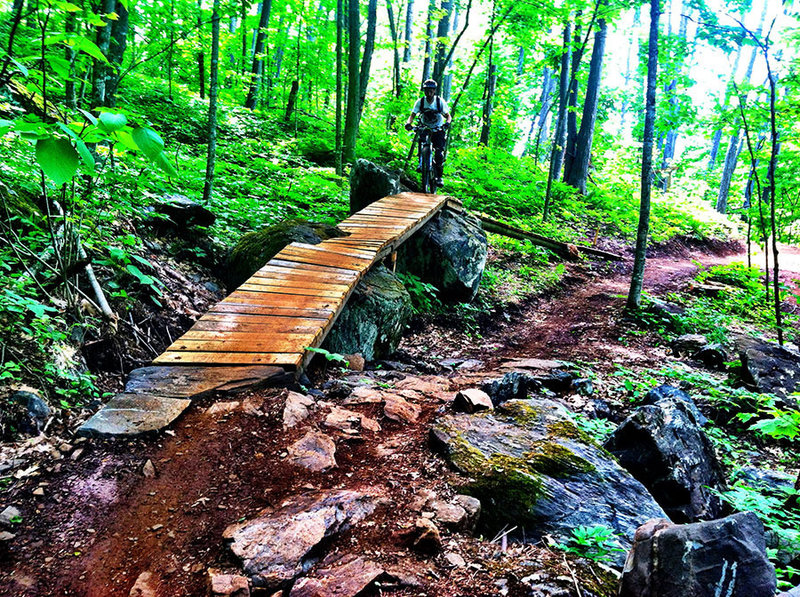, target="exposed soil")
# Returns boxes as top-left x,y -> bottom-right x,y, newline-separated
1,238 -> 797,597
